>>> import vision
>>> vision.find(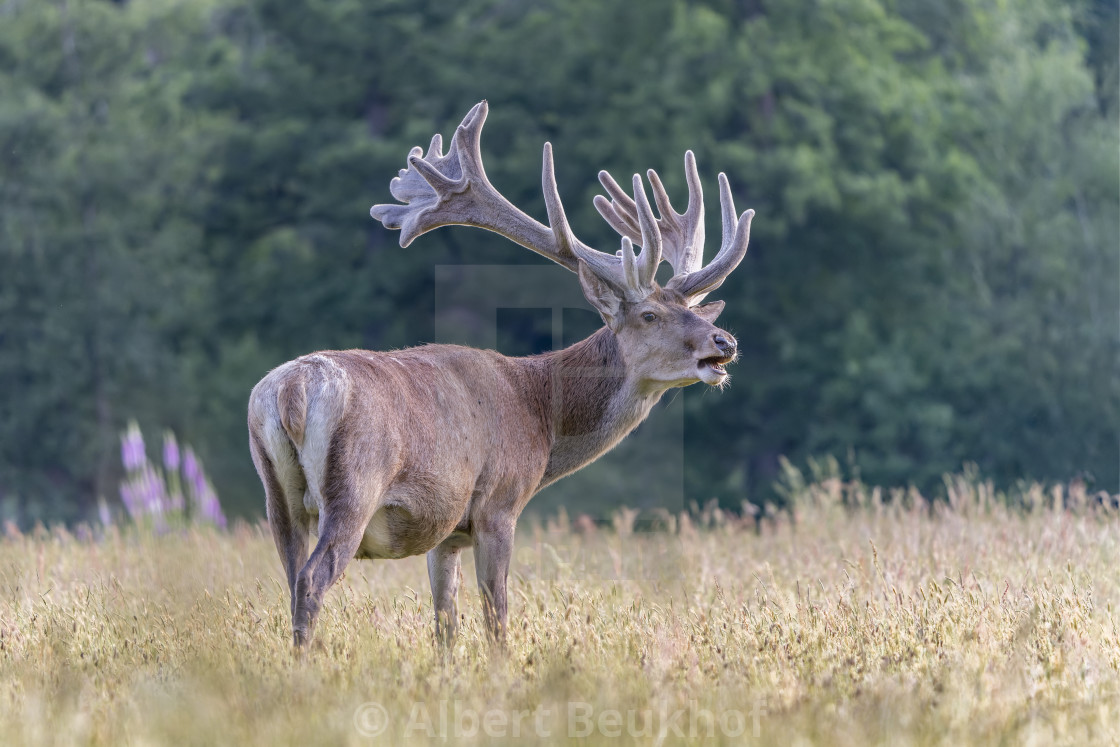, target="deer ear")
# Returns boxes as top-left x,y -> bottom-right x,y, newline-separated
577,262 -> 623,331
691,300 -> 725,323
